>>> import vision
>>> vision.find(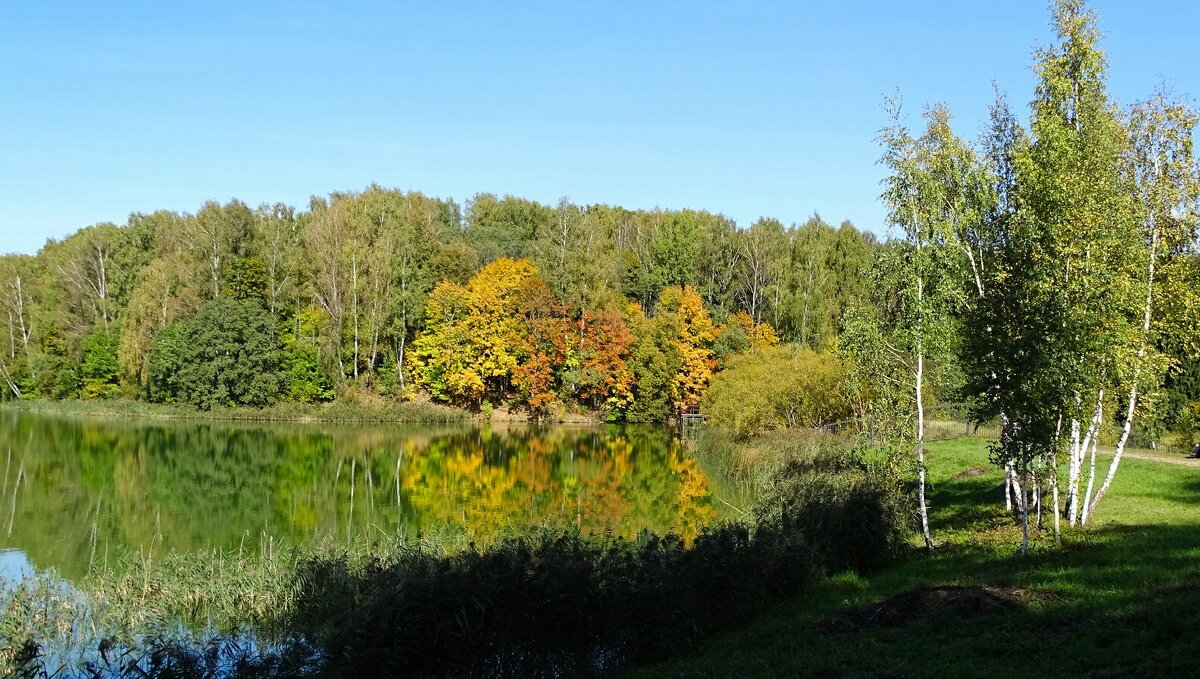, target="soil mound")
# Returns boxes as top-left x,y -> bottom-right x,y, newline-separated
825,586 -> 1043,631
954,466 -> 992,478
